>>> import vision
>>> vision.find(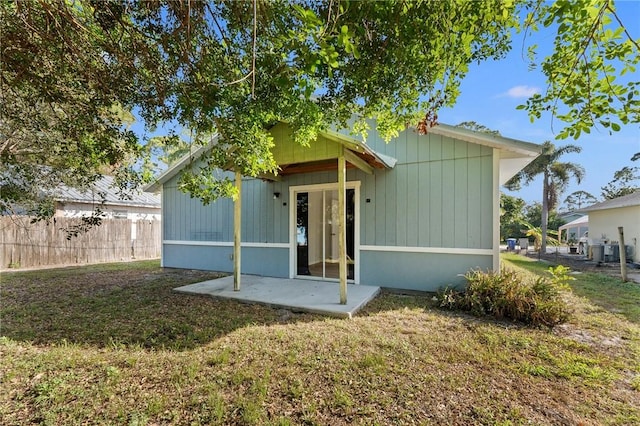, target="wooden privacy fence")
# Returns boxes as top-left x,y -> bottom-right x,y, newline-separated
0,216 -> 161,269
